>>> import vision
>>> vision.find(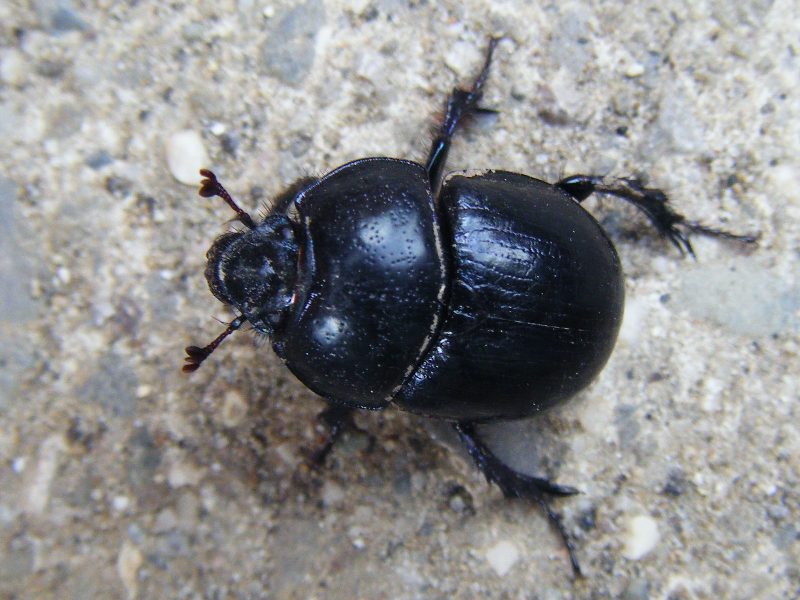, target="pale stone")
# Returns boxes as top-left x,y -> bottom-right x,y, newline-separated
485,540 -> 520,576
165,130 -> 209,185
